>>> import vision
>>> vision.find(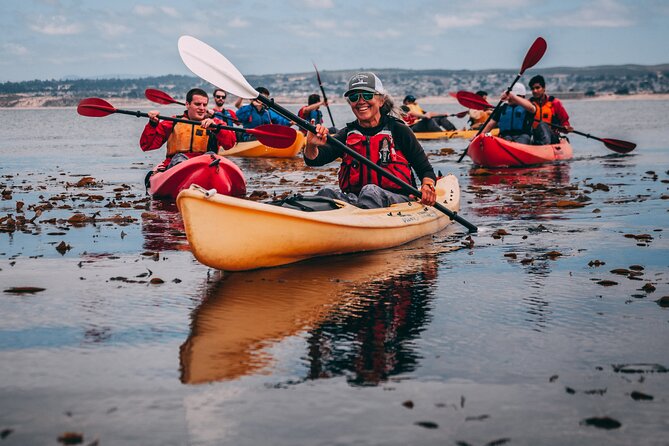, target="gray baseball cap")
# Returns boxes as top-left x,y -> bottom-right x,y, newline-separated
344,72 -> 386,97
